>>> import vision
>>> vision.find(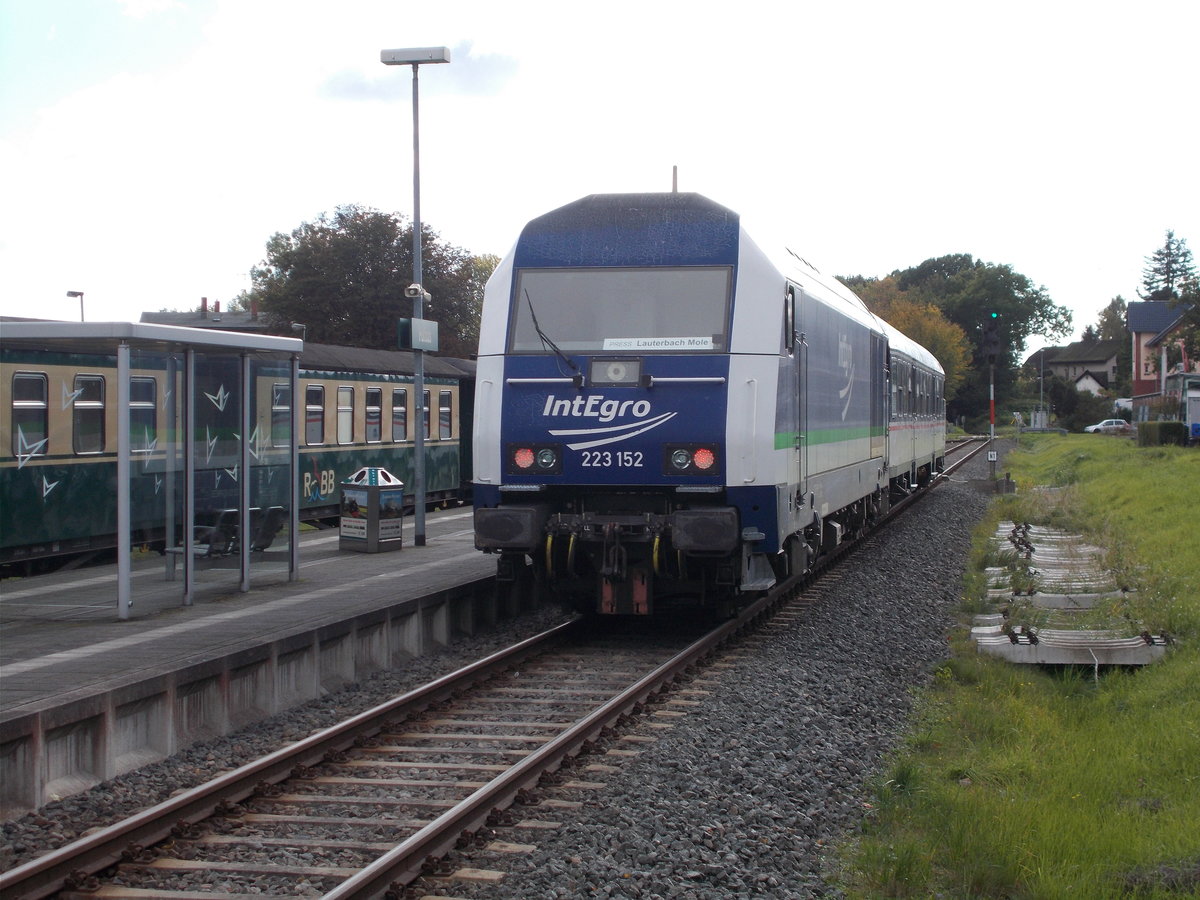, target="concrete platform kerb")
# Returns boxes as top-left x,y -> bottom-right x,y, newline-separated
0,509 -> 520,820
